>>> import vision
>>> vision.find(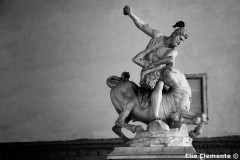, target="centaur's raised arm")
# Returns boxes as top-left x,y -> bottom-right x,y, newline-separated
123,6 -> 162,38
